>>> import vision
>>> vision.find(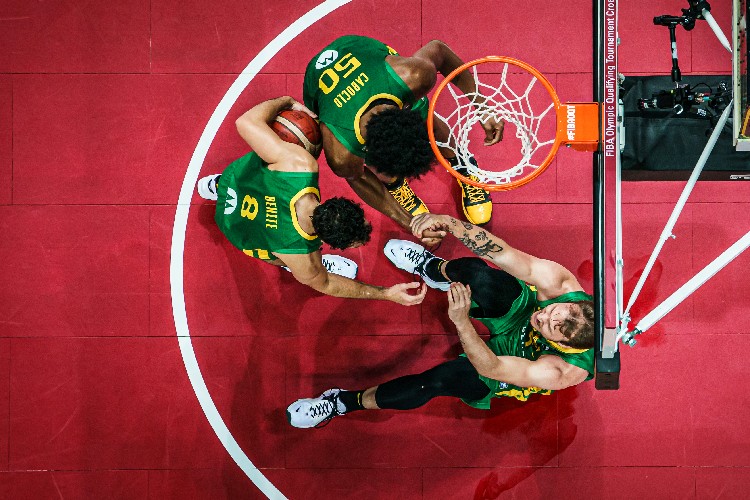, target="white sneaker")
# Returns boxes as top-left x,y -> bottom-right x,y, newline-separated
287,388 -> 345,429
383,239 -> 450,291
322,255 -> 358,279
197,174 -> 221,201
281,256 -> 357,278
